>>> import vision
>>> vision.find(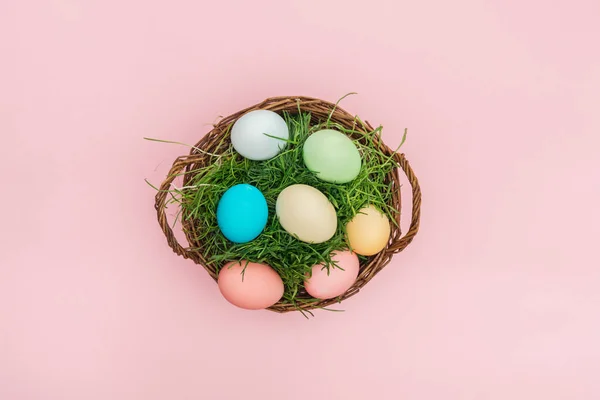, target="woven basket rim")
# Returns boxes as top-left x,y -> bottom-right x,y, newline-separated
154,95 -> 421,314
